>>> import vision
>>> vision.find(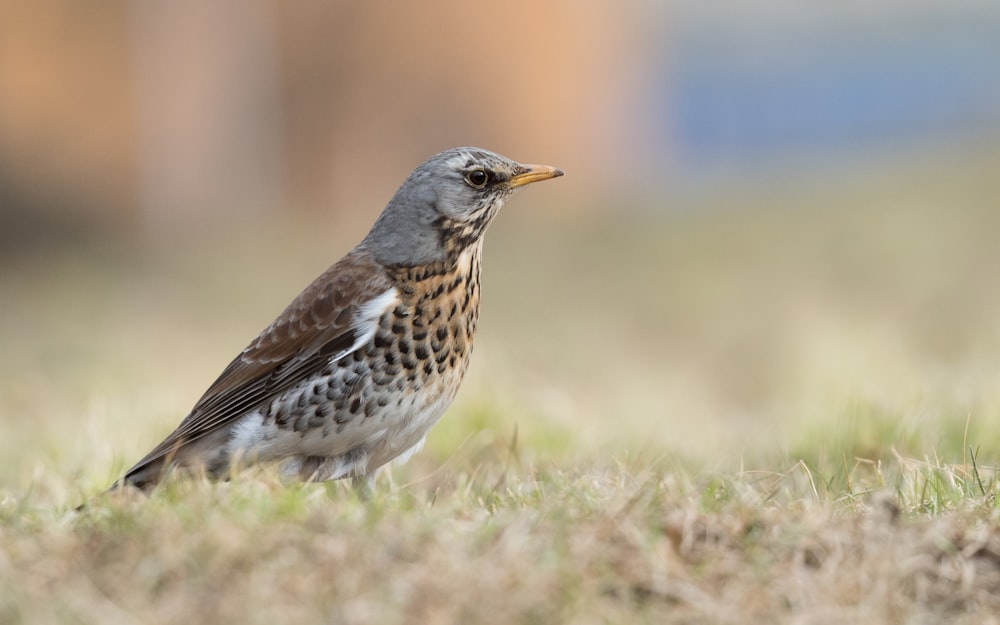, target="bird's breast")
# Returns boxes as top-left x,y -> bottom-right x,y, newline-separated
373,245 -> 483,394
250,246 -> 484,466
